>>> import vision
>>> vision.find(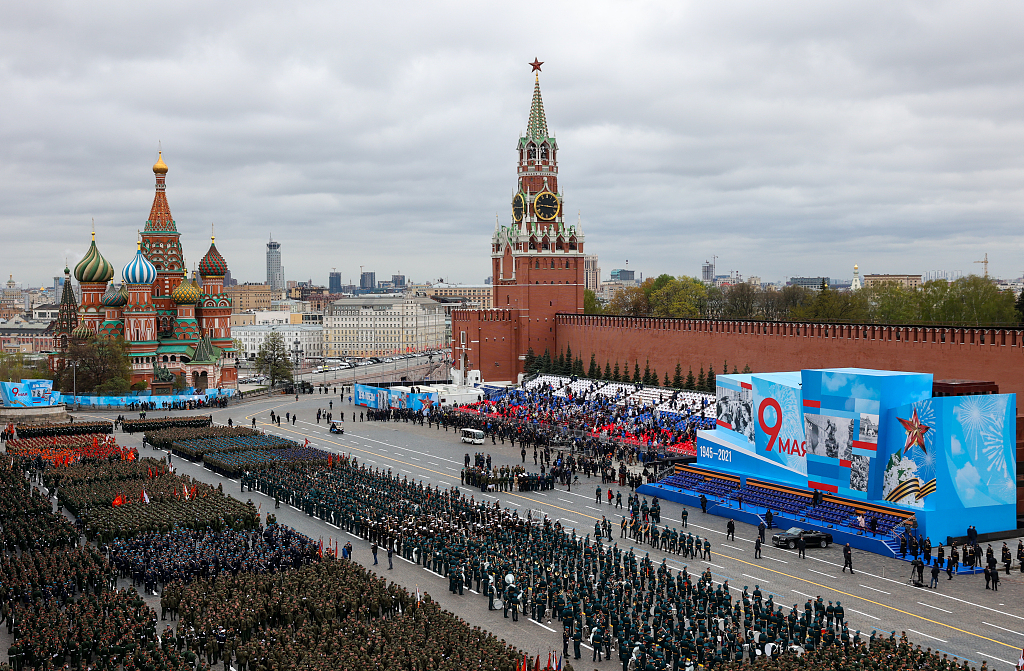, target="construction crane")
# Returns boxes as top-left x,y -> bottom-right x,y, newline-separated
974,253 -> 989,279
